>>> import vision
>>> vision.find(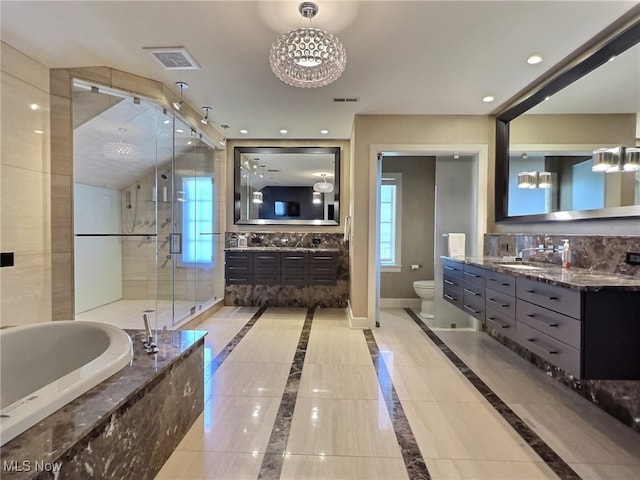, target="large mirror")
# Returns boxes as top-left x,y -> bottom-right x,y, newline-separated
495,13 -> 640,222
234,146 -> 341,225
